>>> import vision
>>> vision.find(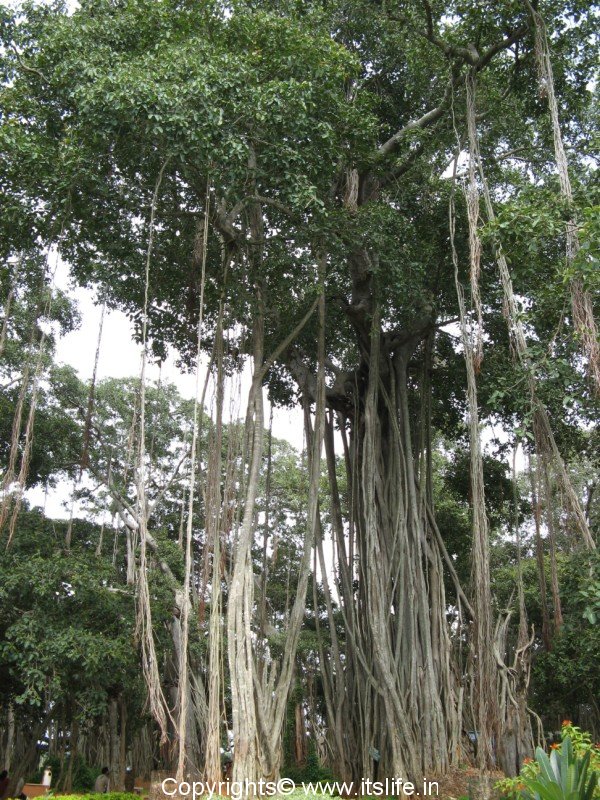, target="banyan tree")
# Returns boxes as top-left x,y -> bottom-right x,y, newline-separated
0,0 -> 598,789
